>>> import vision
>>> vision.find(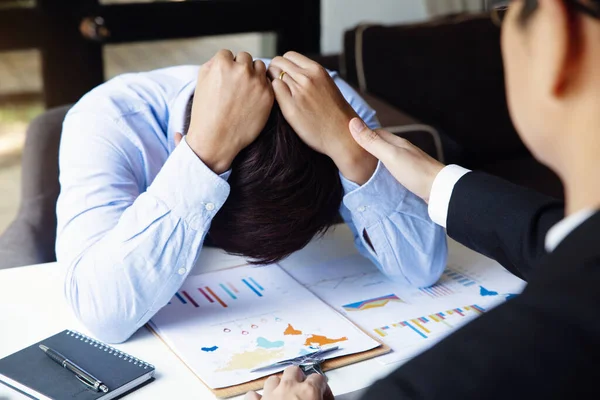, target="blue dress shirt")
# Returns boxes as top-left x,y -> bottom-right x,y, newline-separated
56,62 -> 447,343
